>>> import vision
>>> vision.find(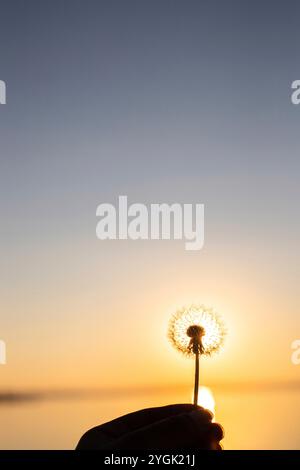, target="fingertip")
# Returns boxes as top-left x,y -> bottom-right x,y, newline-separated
209,422 -> 224,441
